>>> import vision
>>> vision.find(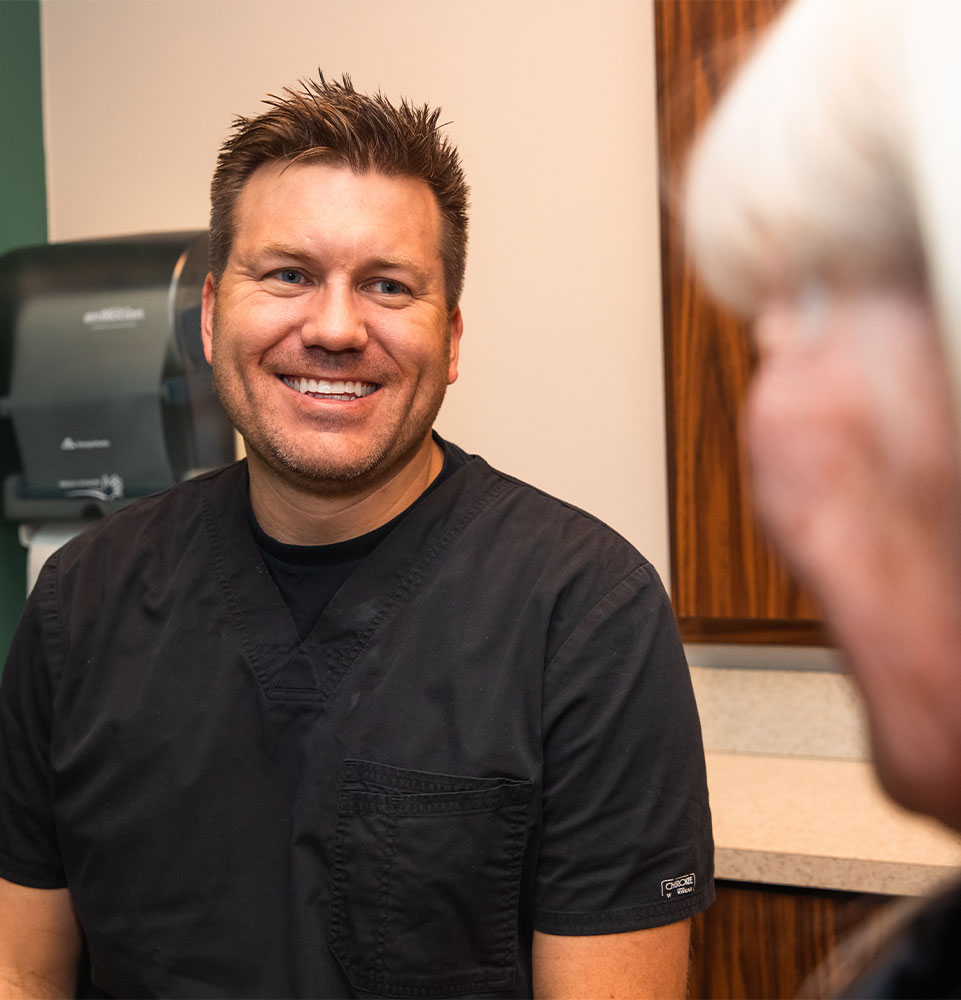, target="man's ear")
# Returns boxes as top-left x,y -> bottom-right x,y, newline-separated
200,273 -> 217,365
447,307 -> 463,385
